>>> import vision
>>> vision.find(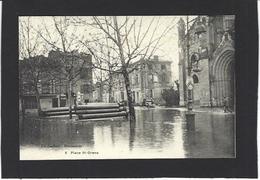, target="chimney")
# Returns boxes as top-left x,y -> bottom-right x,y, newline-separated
154,55 -> 159,61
